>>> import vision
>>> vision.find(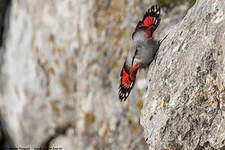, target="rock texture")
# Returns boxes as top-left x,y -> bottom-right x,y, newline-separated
141,0 -> 225,149
0,0 -> 187,149
0,0 -> 9,46
0,0 -> 148,149
0,0 -> 10,66
0,0 -> 193,149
